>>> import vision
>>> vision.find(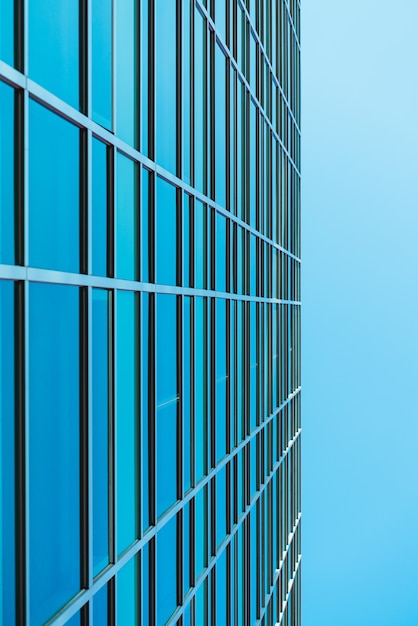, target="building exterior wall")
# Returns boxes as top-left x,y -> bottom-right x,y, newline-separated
0,0 -> 301,624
